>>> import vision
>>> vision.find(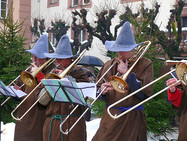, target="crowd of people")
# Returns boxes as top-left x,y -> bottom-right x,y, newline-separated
2,21 -> 187,141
